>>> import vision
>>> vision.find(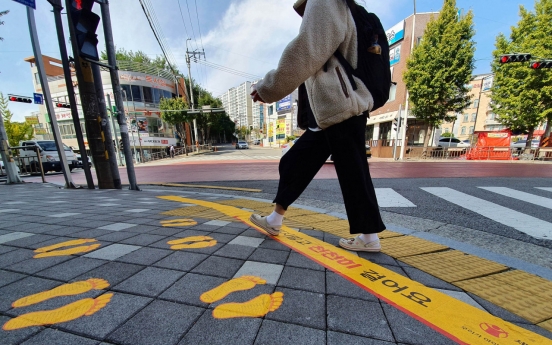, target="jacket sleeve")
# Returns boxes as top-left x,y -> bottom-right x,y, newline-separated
255,0 -> 349,103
